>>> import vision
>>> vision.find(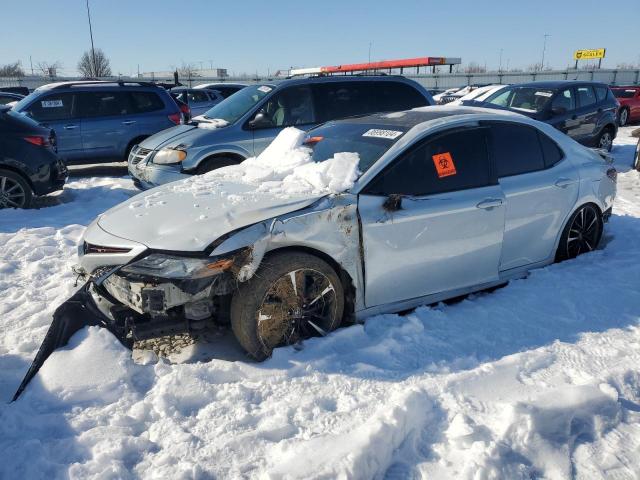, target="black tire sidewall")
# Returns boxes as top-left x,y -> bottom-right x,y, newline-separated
556,204 -> 603,262
196,156 -> 241,175
230,251 -> 345,360
0,169 -> 33,209
619,108 -> 629,127
598,128 -> 613,152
